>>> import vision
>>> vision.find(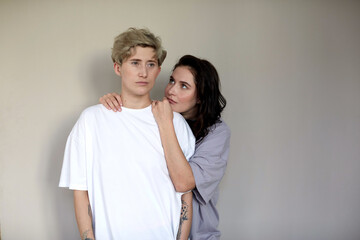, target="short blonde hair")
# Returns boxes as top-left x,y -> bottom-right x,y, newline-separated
111,27 -> 167,66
